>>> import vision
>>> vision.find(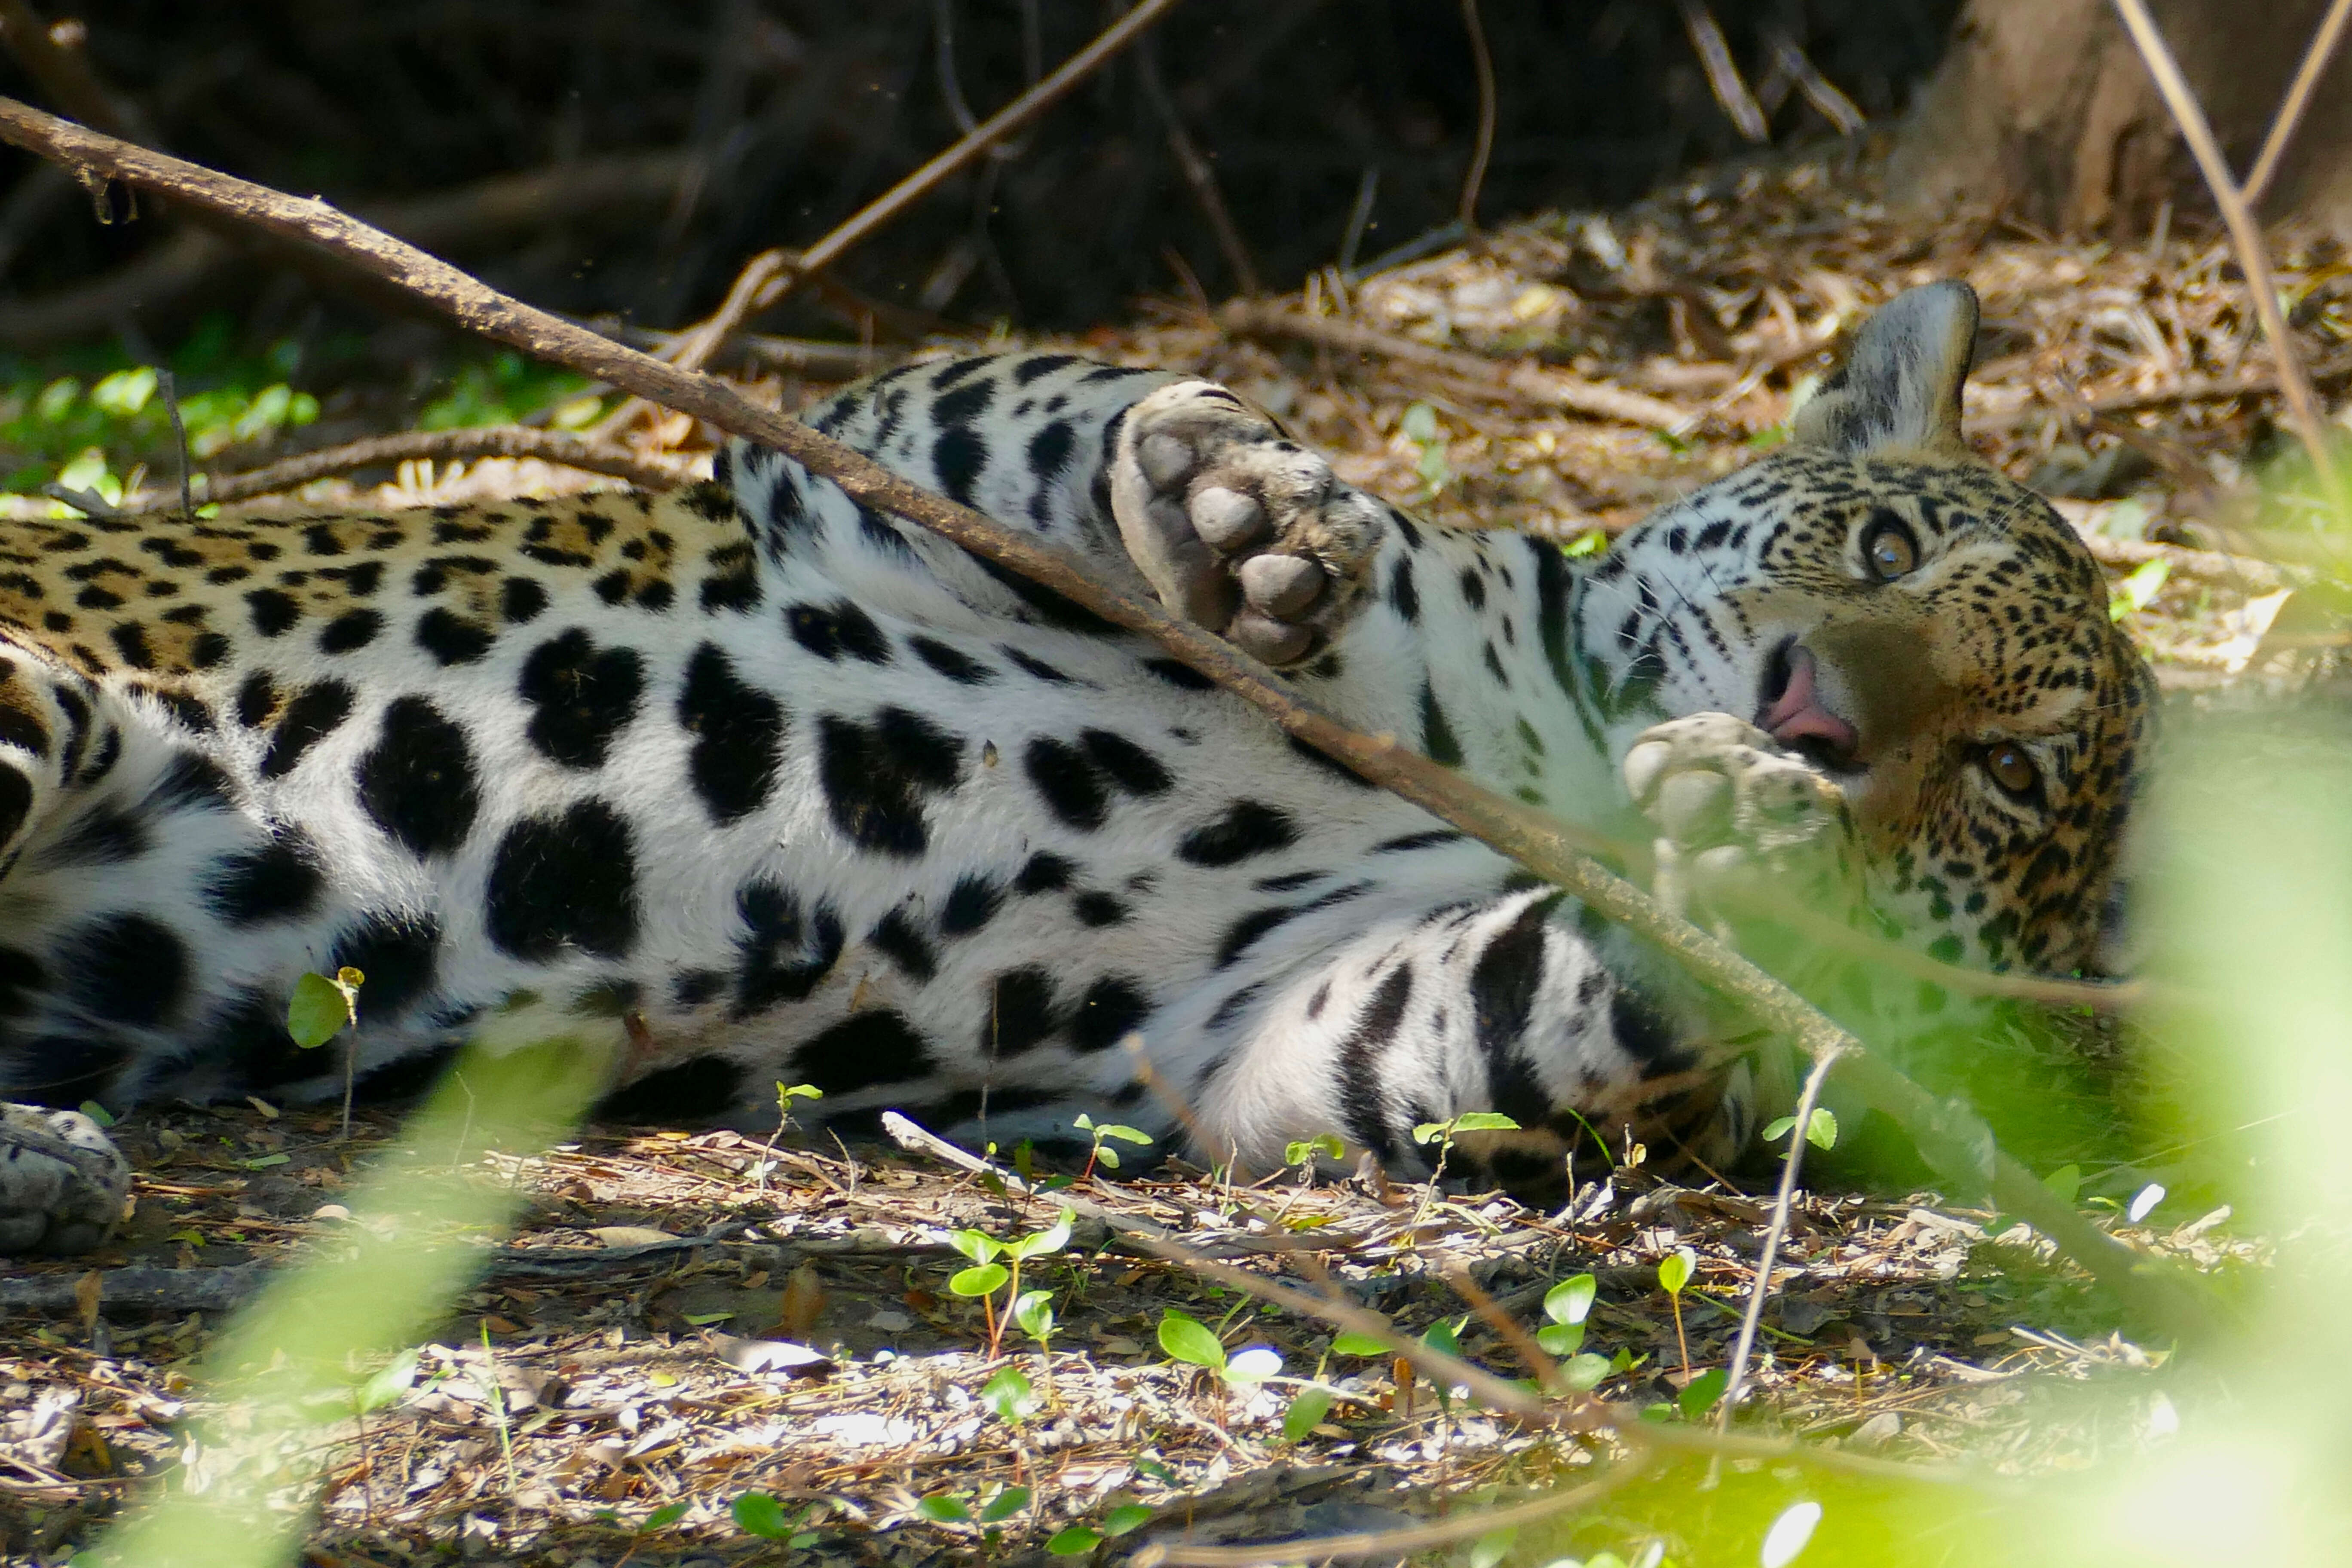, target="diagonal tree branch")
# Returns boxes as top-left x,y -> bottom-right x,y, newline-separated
0,93 -> 2217,1338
